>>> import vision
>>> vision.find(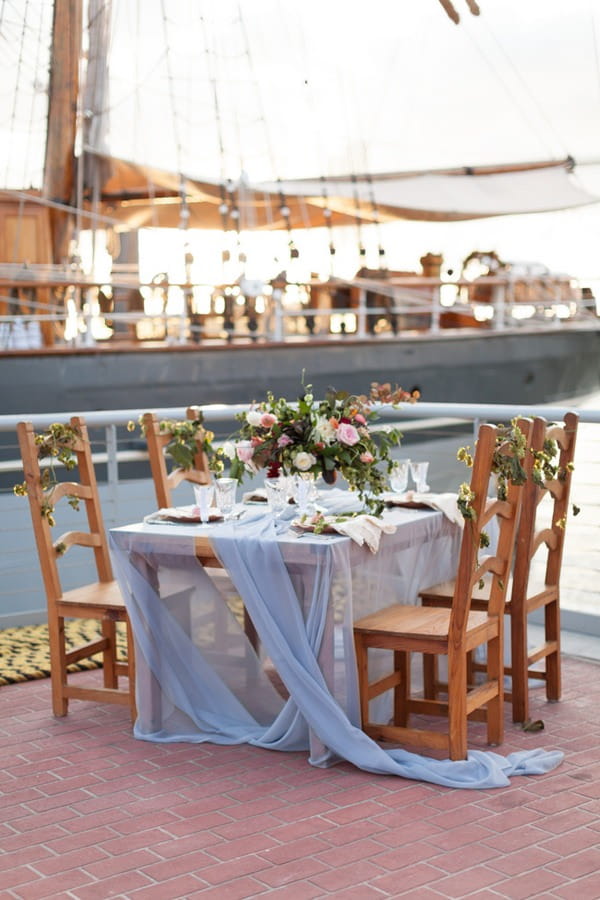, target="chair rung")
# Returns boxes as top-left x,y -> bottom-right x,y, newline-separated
368,671 -> 402,700
63,684 -> 132,706
406,698 -> 448,717
365,722 -> 448,751
65,637 -> 110,665
528,641 -> 558,665
466,679 -> 499,714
